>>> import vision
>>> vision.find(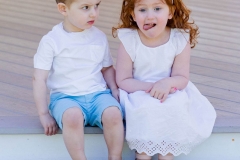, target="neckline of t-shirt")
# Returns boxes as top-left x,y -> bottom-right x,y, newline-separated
58,22 -> 91,36
135,28 -> 173,49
